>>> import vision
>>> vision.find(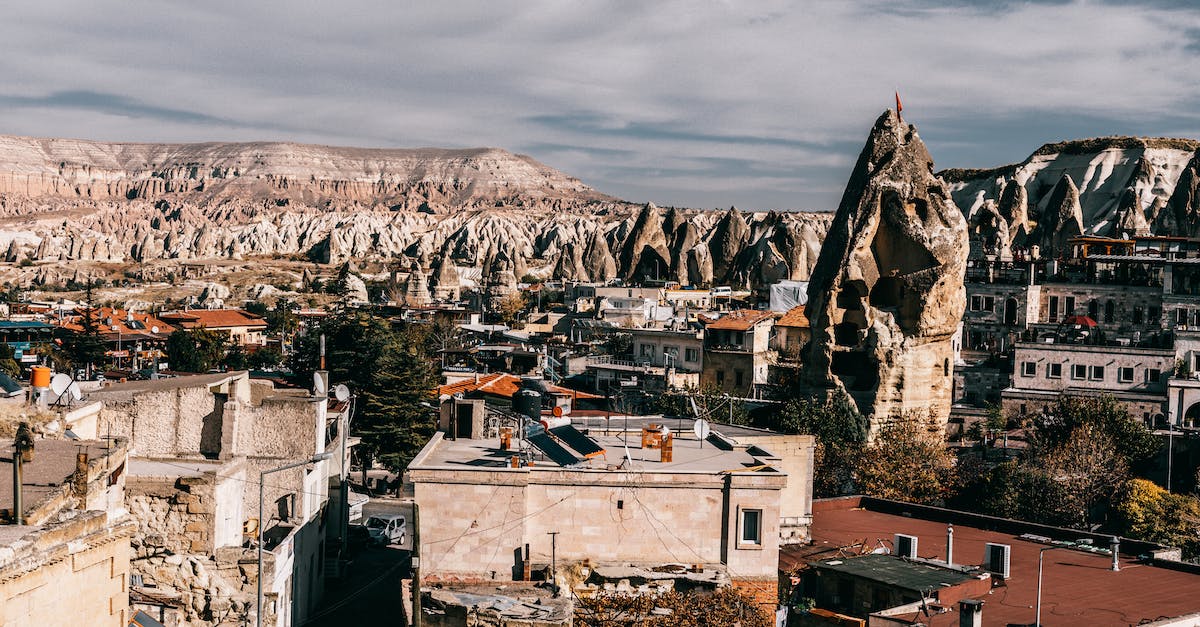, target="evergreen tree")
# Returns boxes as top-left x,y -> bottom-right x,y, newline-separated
166,327 -> 227,372
356,326 -> 438,471
63,282 -> 109,372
